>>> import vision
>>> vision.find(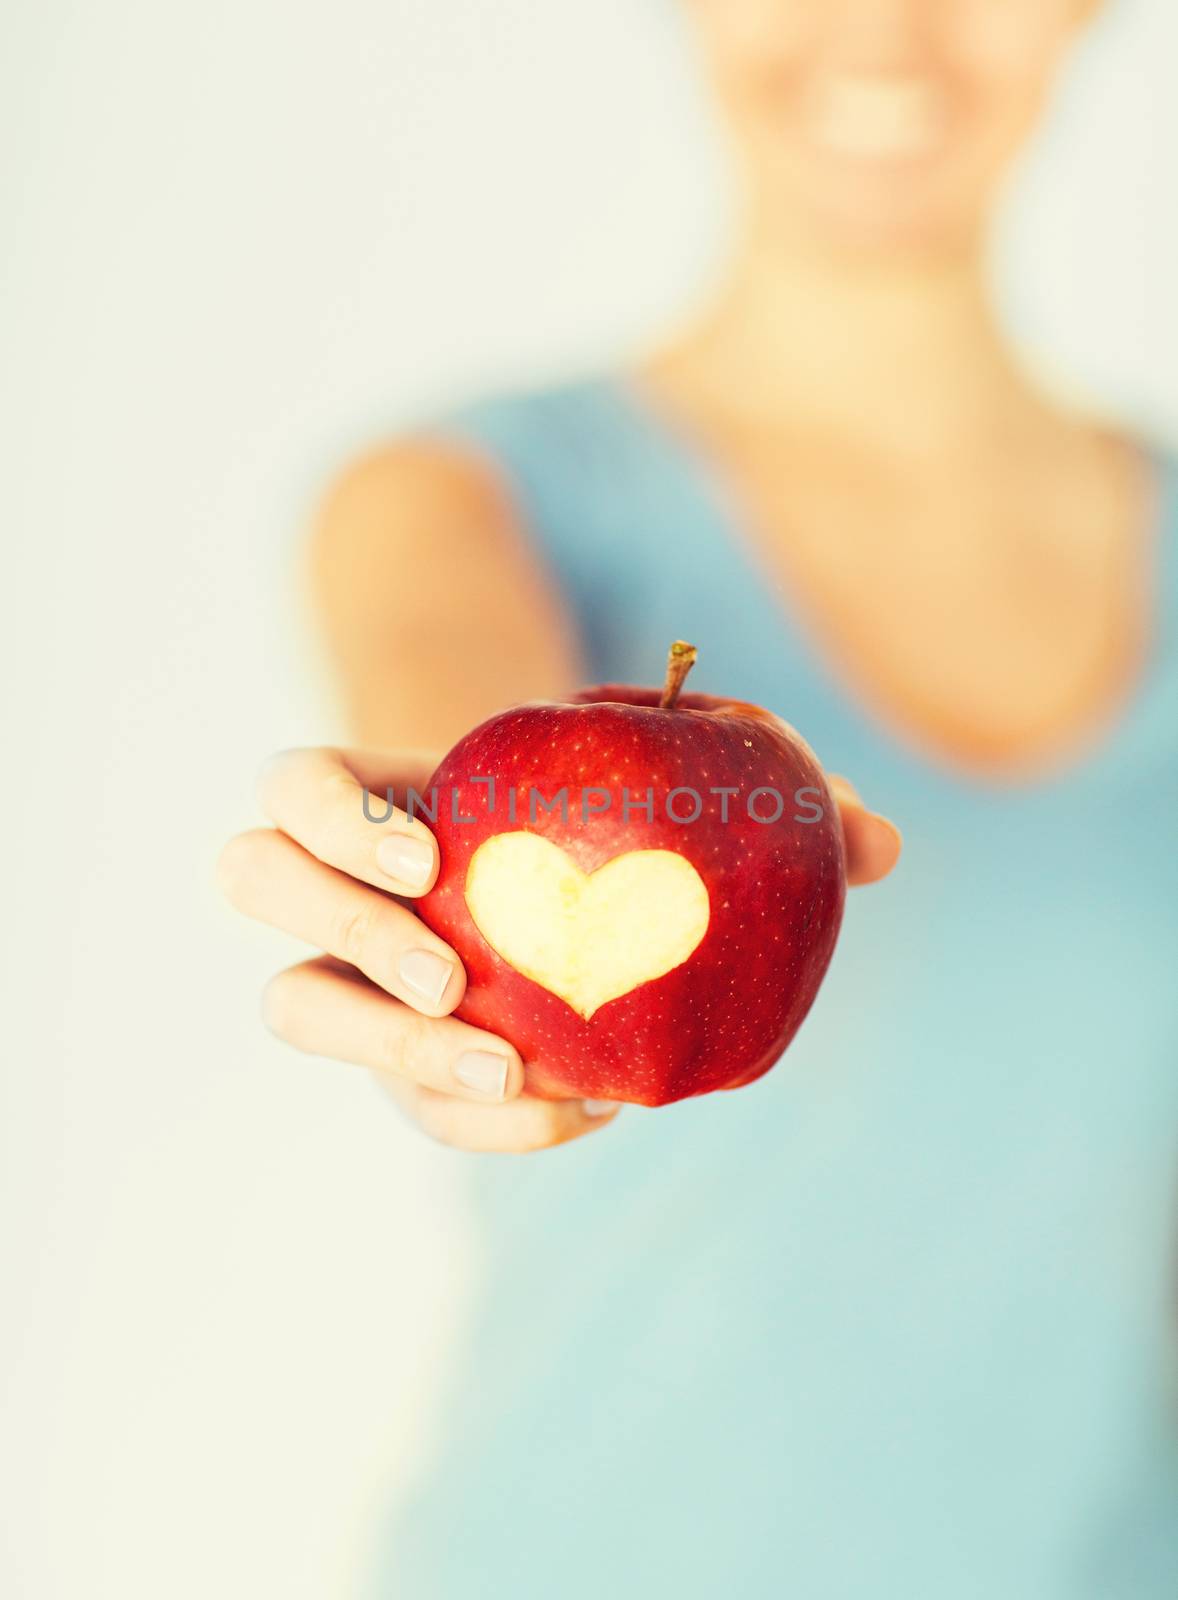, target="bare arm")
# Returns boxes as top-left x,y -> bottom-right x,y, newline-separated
308,440 -> 582,750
